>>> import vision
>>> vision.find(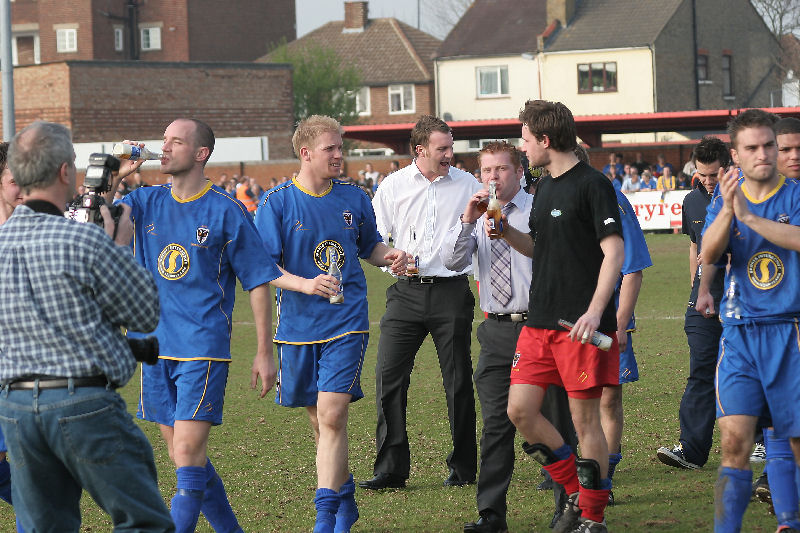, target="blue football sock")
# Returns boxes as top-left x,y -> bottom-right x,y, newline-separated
0,458 -> 12,505
765,430 -> 800,529
607,453 -> 622,480
334,474 -> 358,533
552,443 -> 573,461
171,466 -> 206,533
314,488 -> 339,533
714,466 -> 752,533
201,460 -> 242,533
